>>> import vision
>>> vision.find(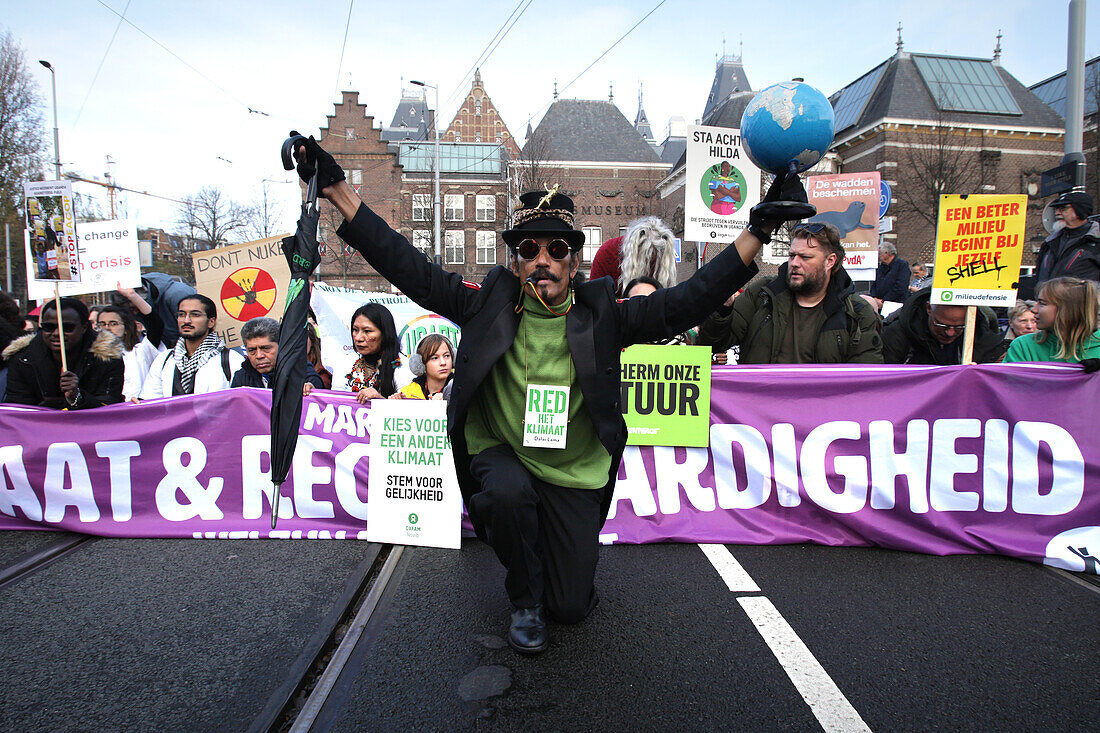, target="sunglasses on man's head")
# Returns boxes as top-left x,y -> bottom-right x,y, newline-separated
40,320 -> 80,334
794,222 -> 829,234
514,238 -> 572,261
